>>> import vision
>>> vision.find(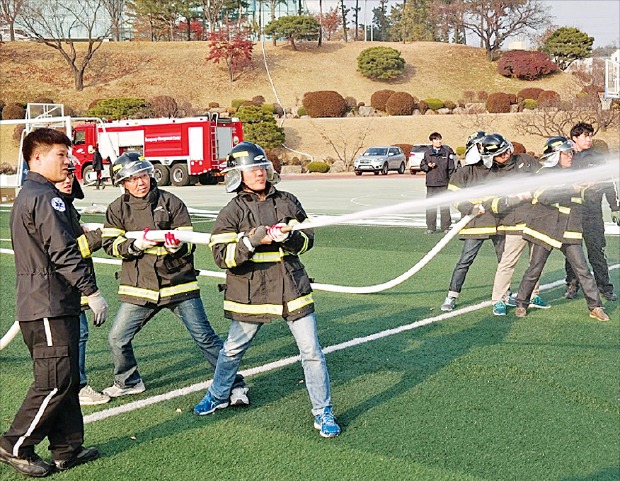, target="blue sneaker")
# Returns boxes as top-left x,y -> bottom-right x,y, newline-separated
529,295 -> 550,309
313,407 -> 341,438
194,391 -> 229,416
505,295 -> 517,307
492,301 -> 507,316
